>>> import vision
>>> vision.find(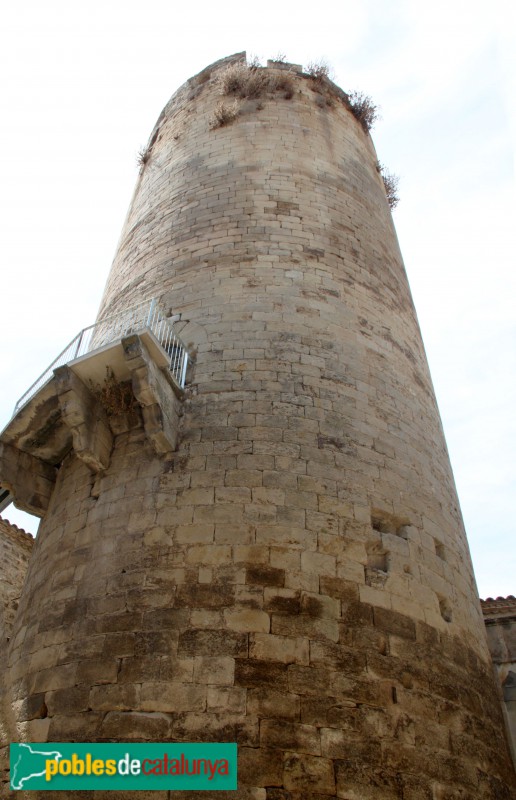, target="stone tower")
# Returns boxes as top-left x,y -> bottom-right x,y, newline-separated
1,53 -> 515,798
